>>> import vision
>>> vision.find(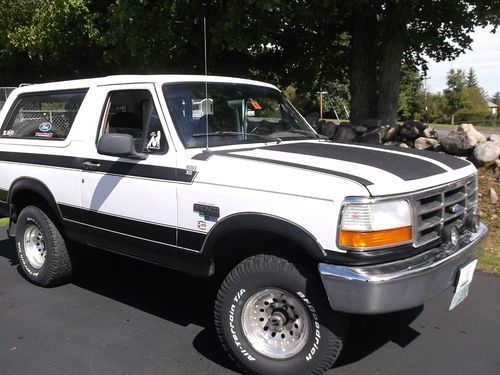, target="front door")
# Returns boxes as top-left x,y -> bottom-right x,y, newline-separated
79,83 -> 180,265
